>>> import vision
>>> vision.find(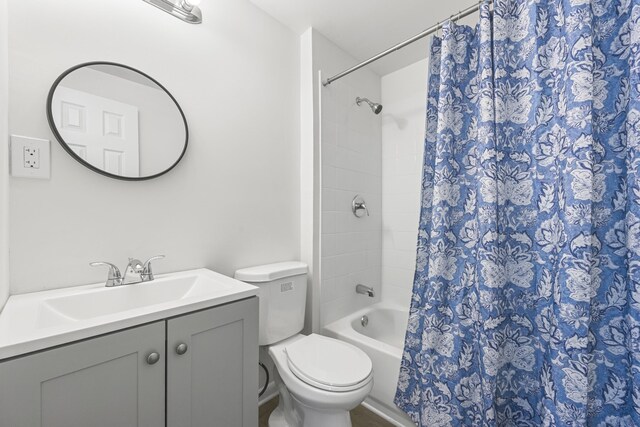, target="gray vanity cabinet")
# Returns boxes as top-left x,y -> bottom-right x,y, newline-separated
0,322 -> 166,427
0,297 -> 258,427
167,297 -> 259,427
